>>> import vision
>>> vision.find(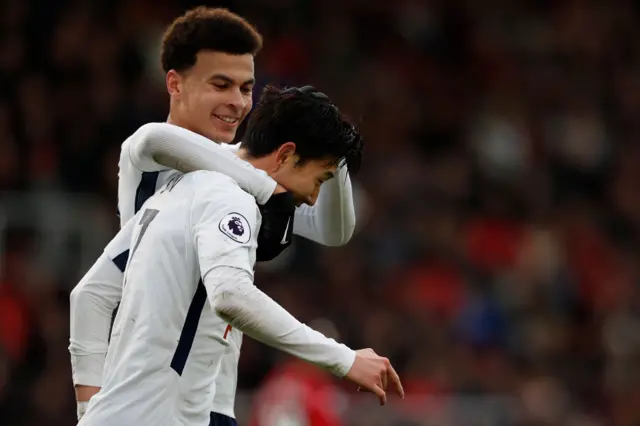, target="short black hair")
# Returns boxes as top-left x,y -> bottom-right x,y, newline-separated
161,7 -> 263,73
241,85 -> 363,175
